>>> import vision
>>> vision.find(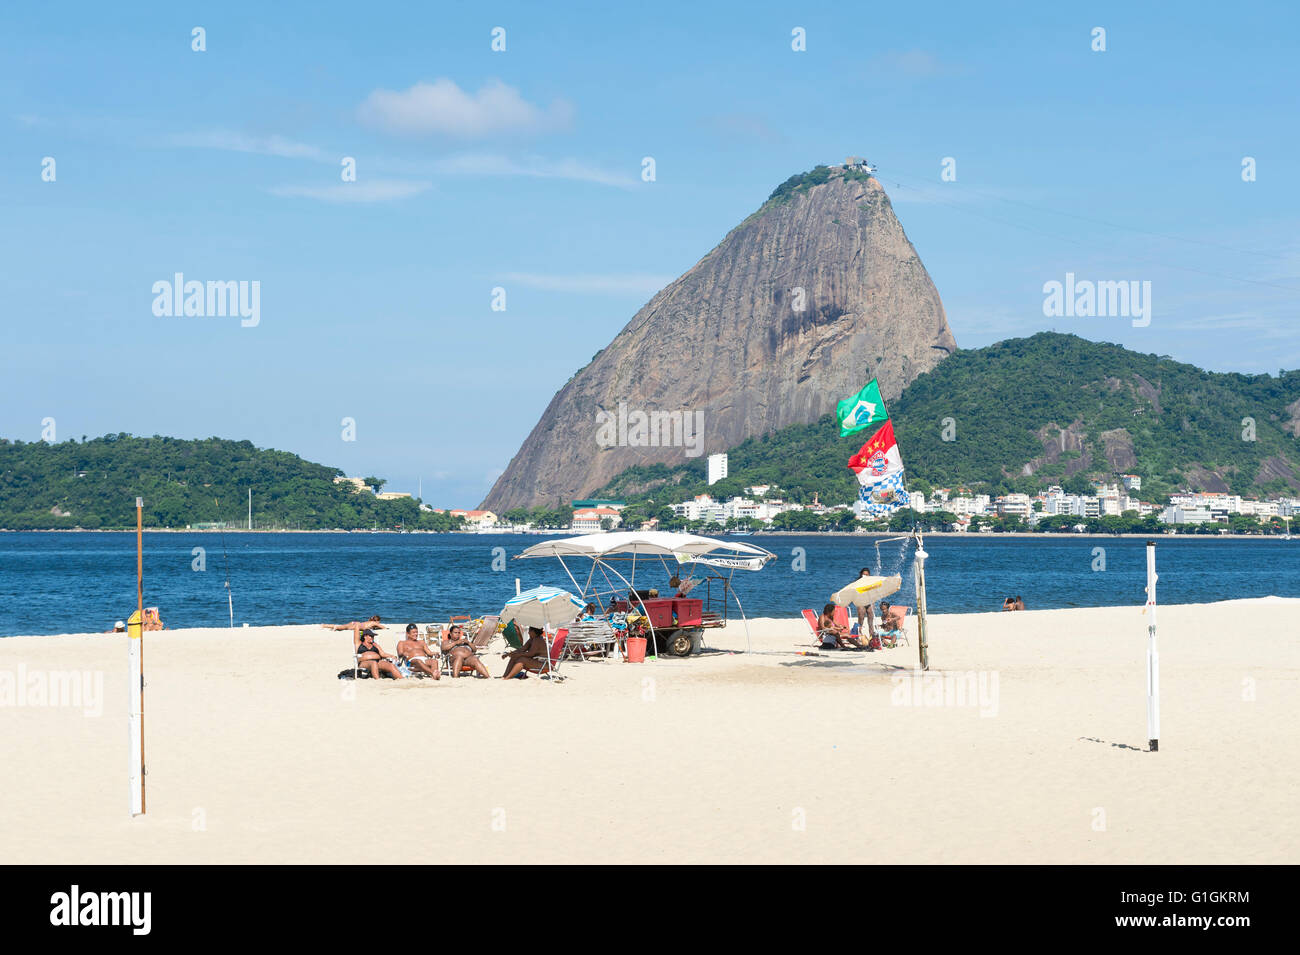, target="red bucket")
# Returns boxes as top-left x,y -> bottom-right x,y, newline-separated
625,636 -> 647,663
